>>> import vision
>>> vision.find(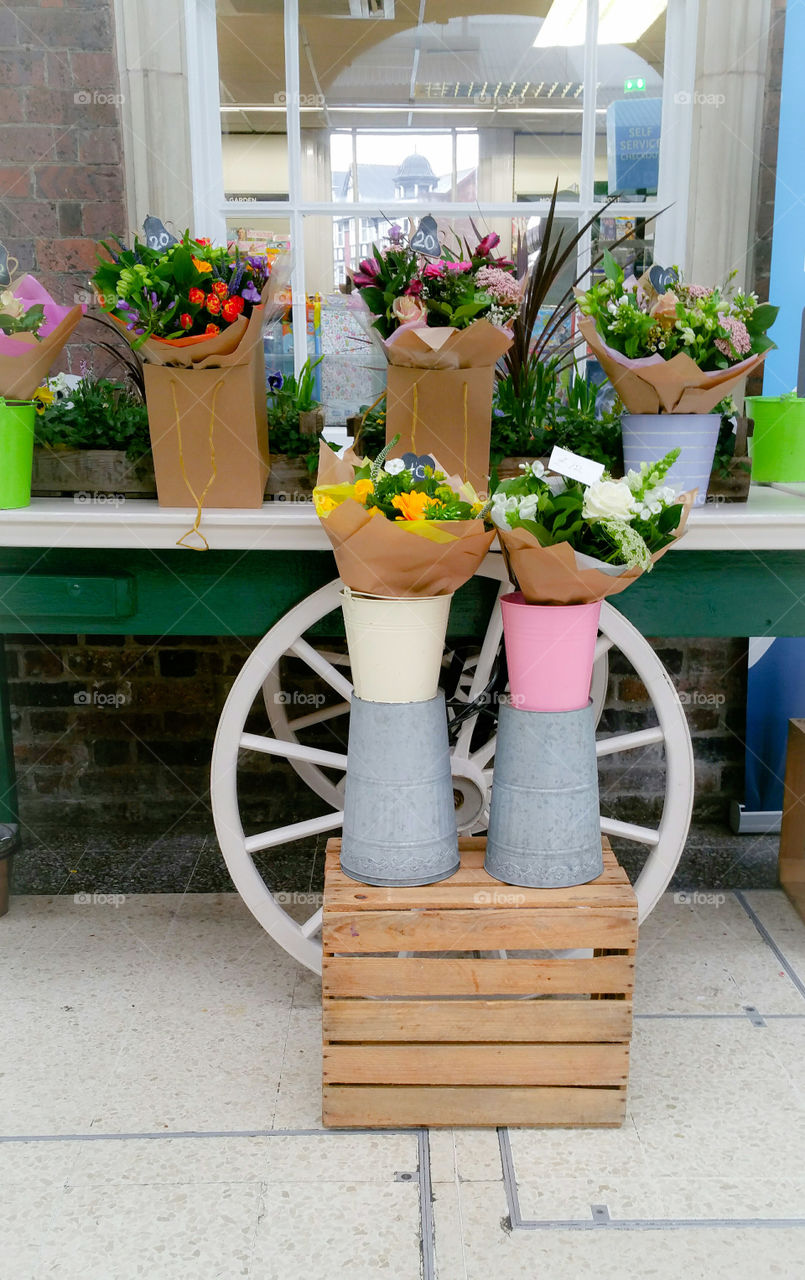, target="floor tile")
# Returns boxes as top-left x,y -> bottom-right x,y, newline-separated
272,1004 -> 323,1129
429,1129 -> 503,1184
742,890 -> 805,989
250,1183 -> 422,1280
508,1116 -> 649,1183
634,891 -> 805,1014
